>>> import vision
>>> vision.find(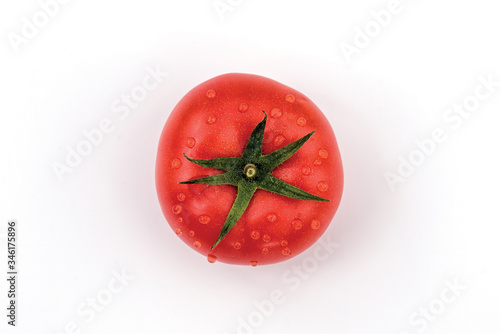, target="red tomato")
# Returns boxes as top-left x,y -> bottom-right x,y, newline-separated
156,73 -> 343,266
